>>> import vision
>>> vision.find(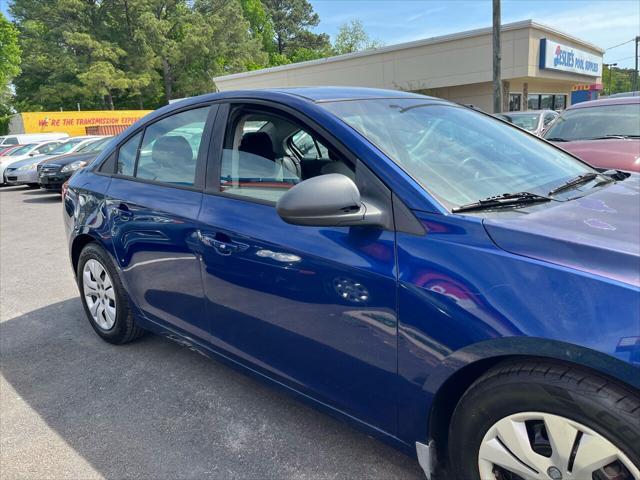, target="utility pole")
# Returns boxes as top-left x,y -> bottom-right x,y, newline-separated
492,0 -> 501,113
634,36 -> 639,92
604,63 -> 617,95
